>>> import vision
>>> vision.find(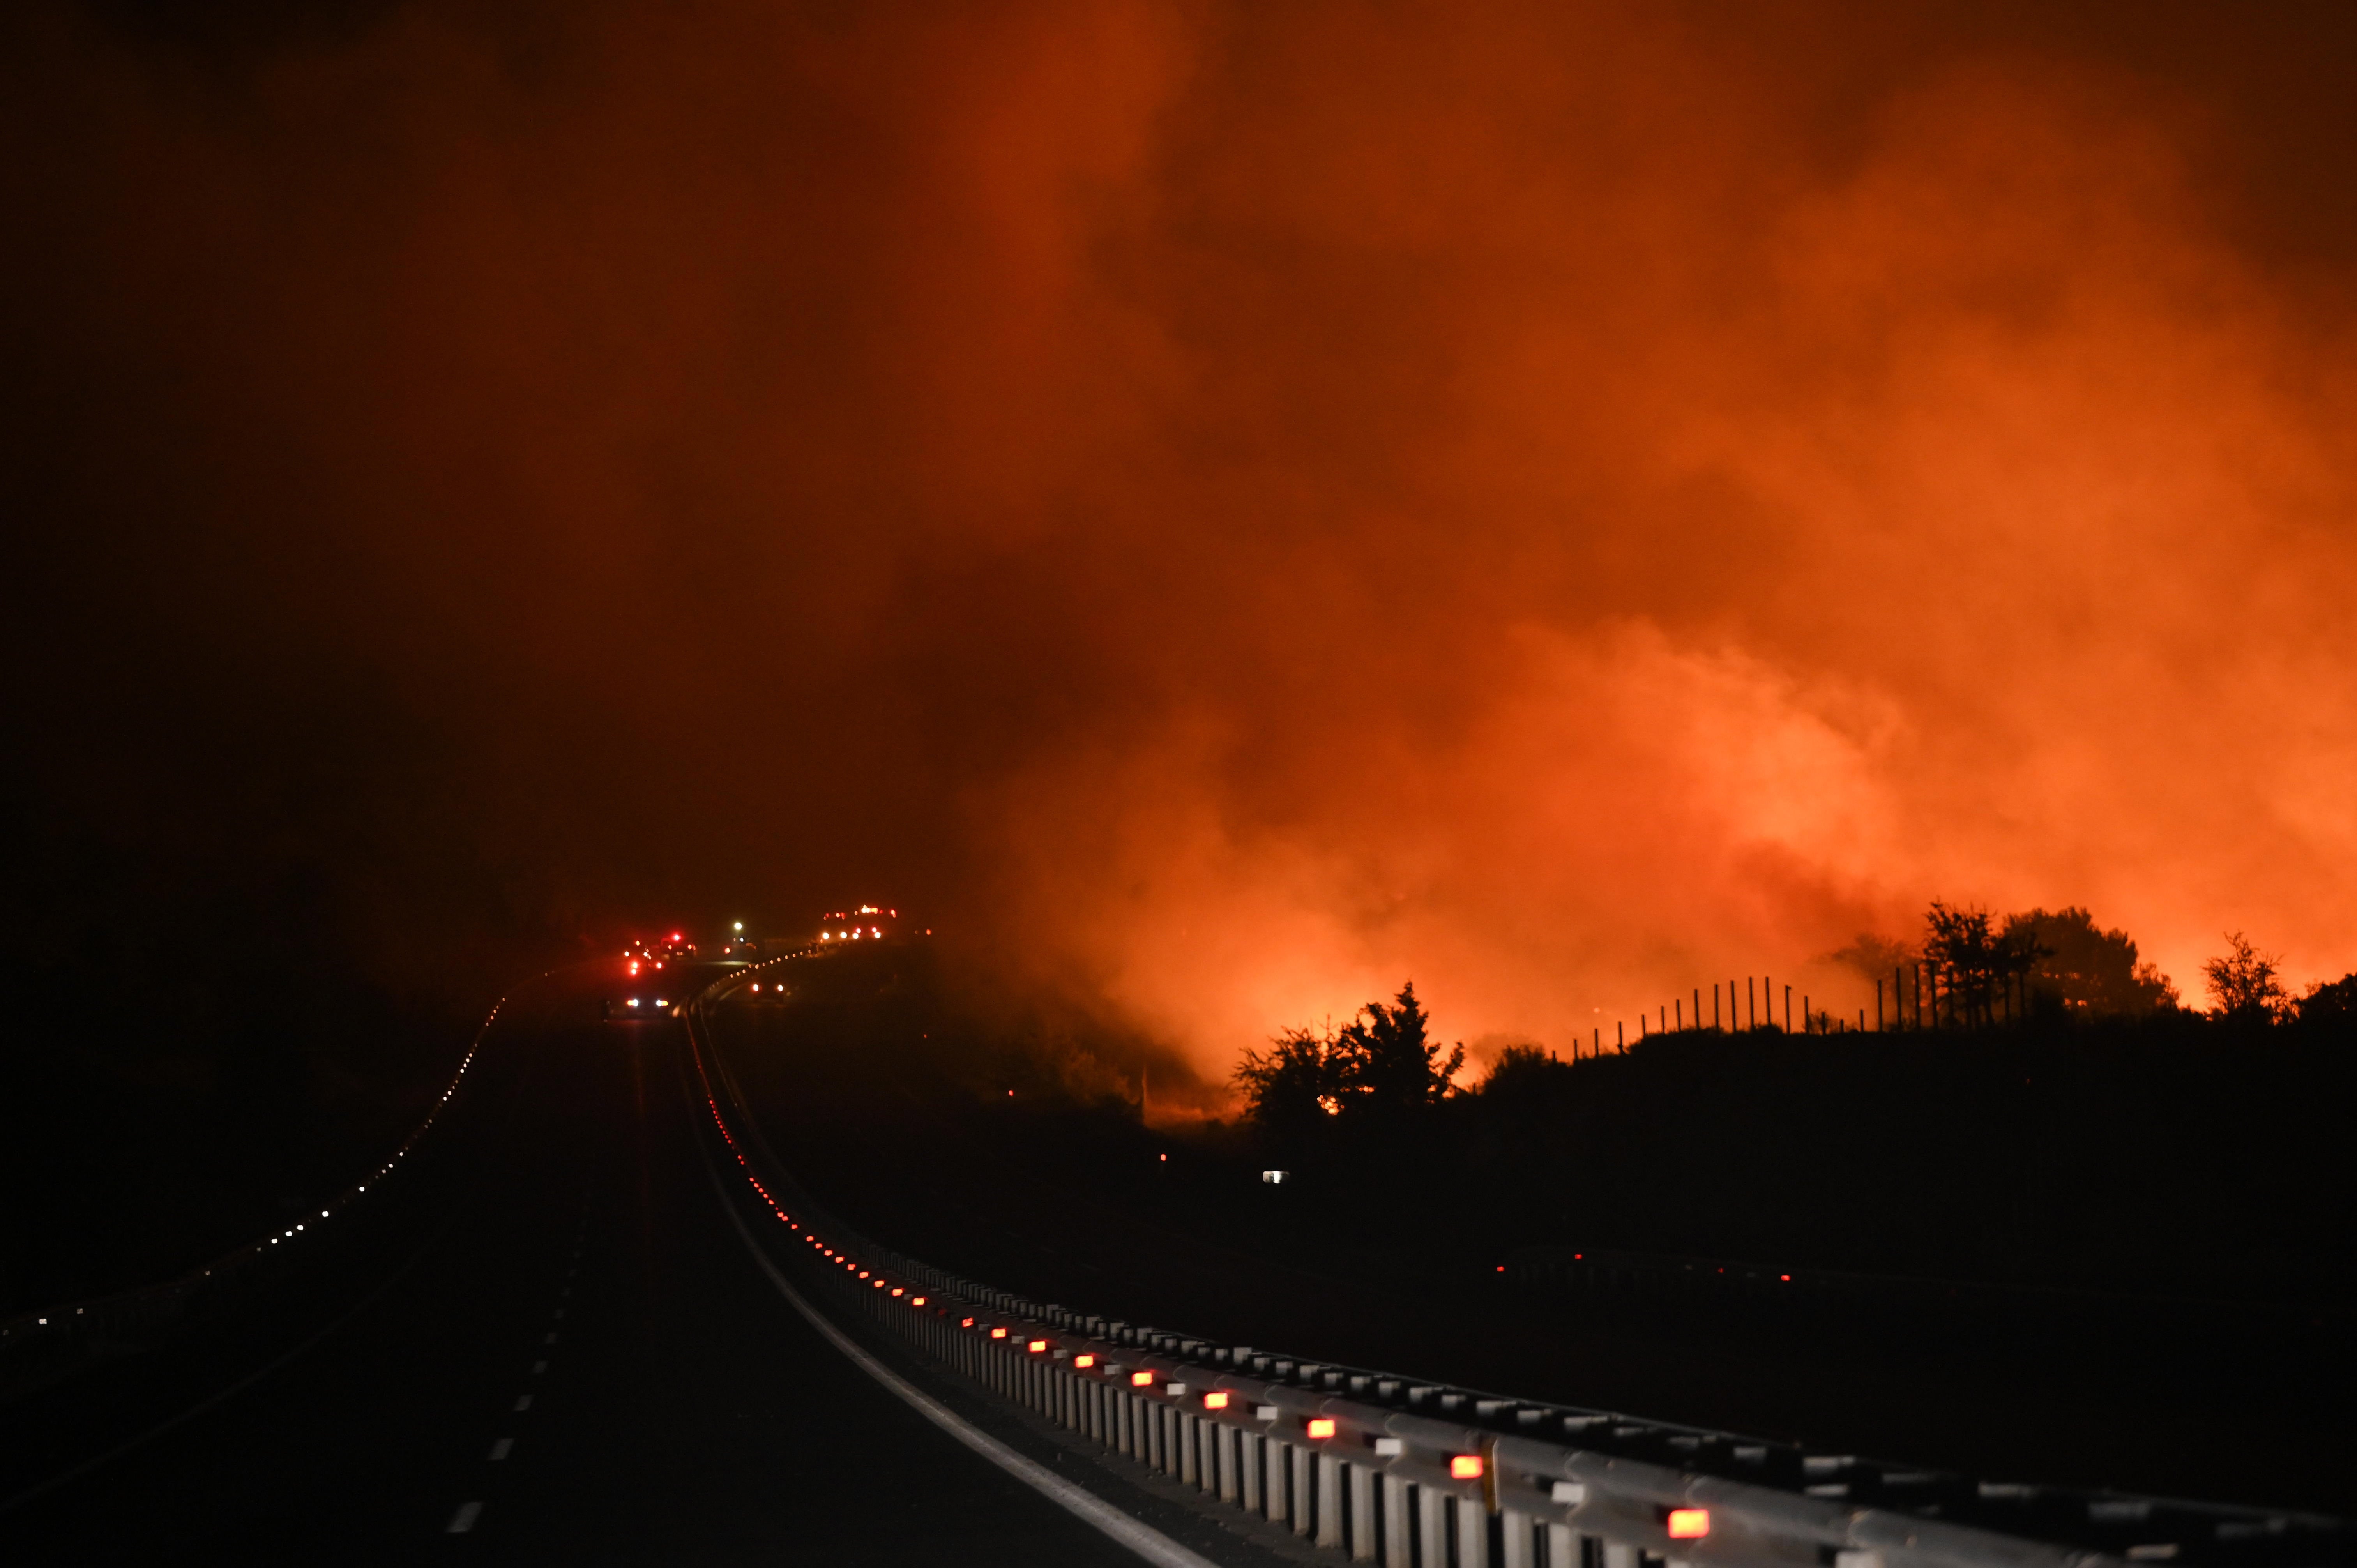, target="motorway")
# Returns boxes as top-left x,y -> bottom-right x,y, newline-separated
0,962 -> 1258,1566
